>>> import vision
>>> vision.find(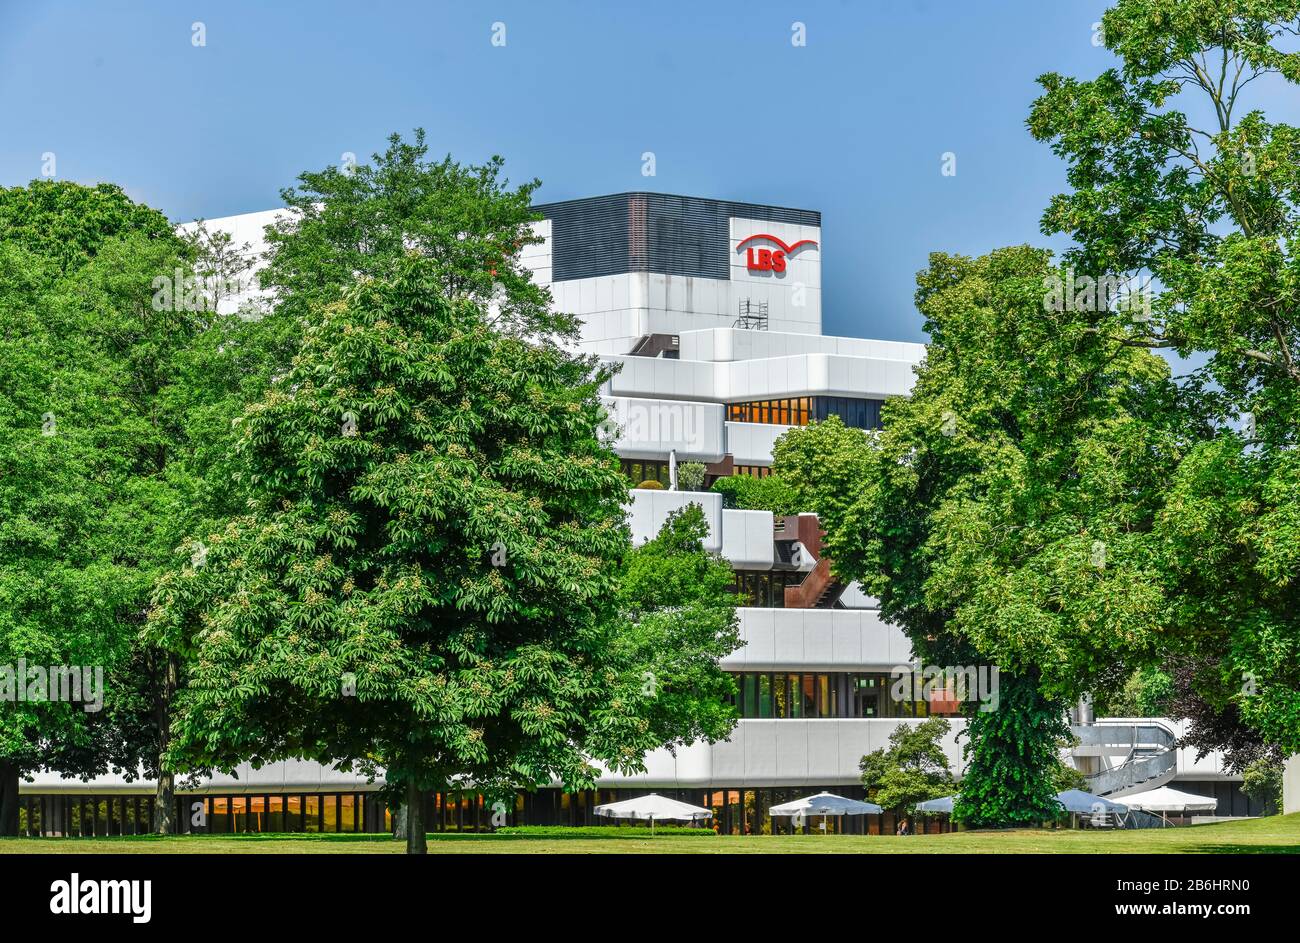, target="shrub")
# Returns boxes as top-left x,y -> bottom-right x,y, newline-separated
635,479 -> 665,489
710,473 -> 798,514
675,461 -> 707,491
